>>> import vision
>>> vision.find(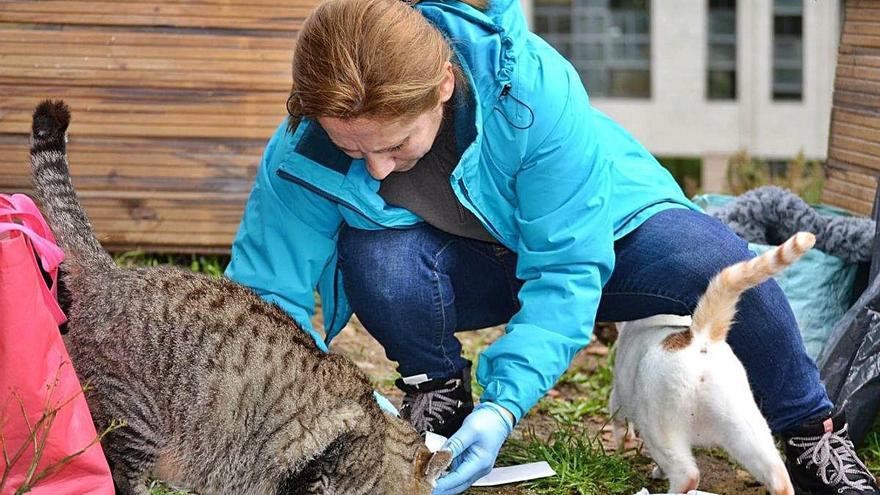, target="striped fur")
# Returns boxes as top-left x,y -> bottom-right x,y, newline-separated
691,231 -> 816,344
28,100 -> 451,494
